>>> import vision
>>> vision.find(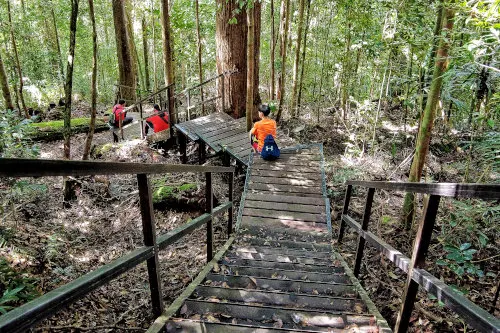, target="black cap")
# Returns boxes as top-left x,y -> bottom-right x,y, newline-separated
258,104 -> 271,116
